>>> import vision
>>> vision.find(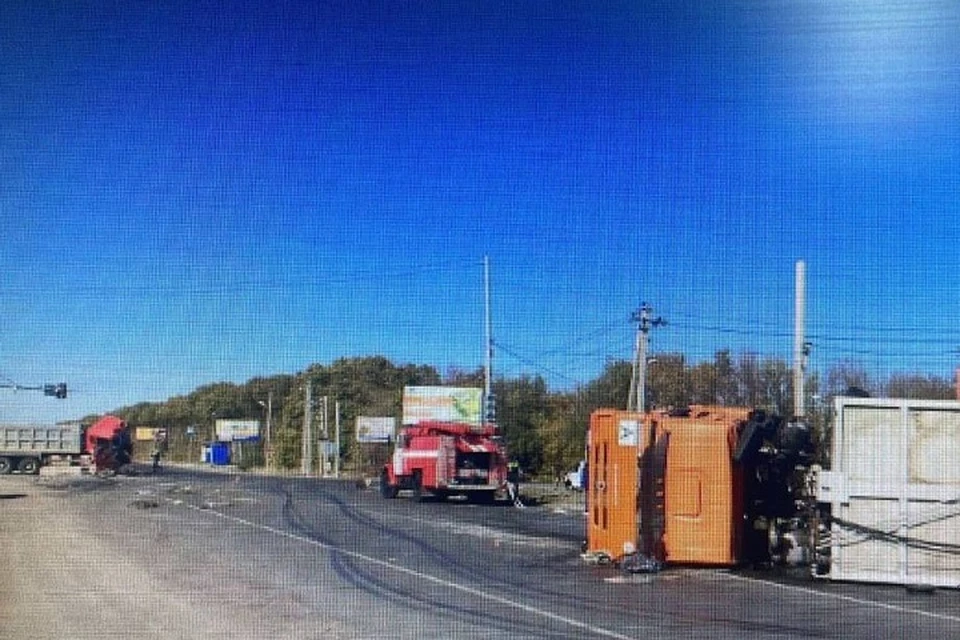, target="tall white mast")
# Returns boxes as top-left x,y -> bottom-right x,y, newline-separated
793,260 -> 806,418
483,256 -> 495,423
